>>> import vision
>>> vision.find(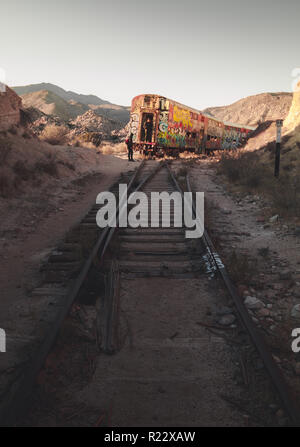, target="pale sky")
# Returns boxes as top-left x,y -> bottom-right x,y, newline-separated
1,0 -> 299,109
